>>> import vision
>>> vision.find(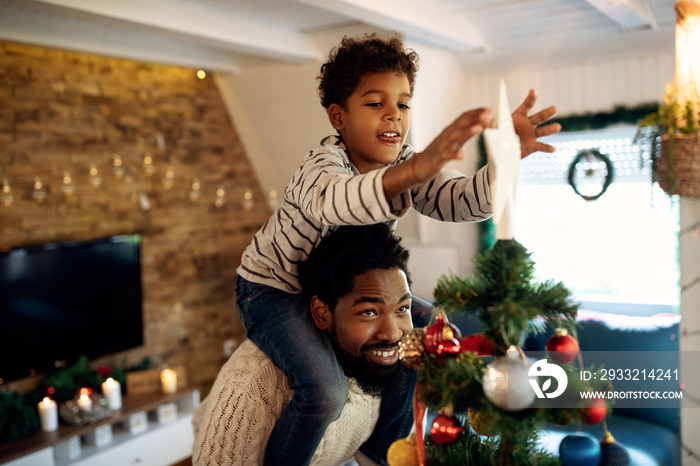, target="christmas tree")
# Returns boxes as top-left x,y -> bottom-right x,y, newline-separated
400,239 -> 580,465
388,82 -> 627,466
